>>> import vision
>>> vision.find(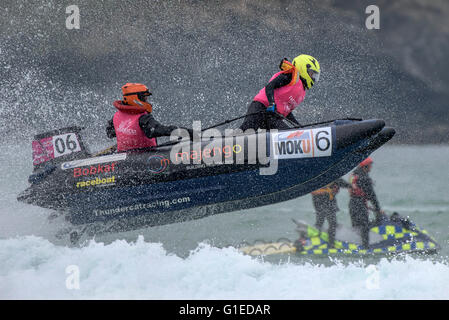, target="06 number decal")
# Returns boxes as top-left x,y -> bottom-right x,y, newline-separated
52,133 -> 81,157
